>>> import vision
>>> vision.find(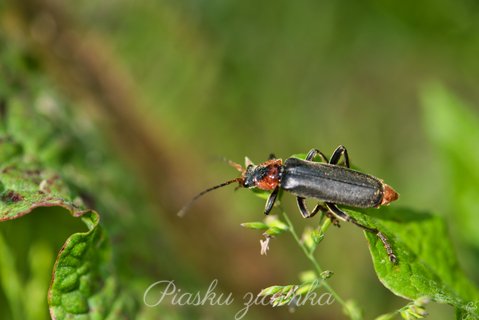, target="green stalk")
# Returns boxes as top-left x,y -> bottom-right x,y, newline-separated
281,209 -> 348,308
